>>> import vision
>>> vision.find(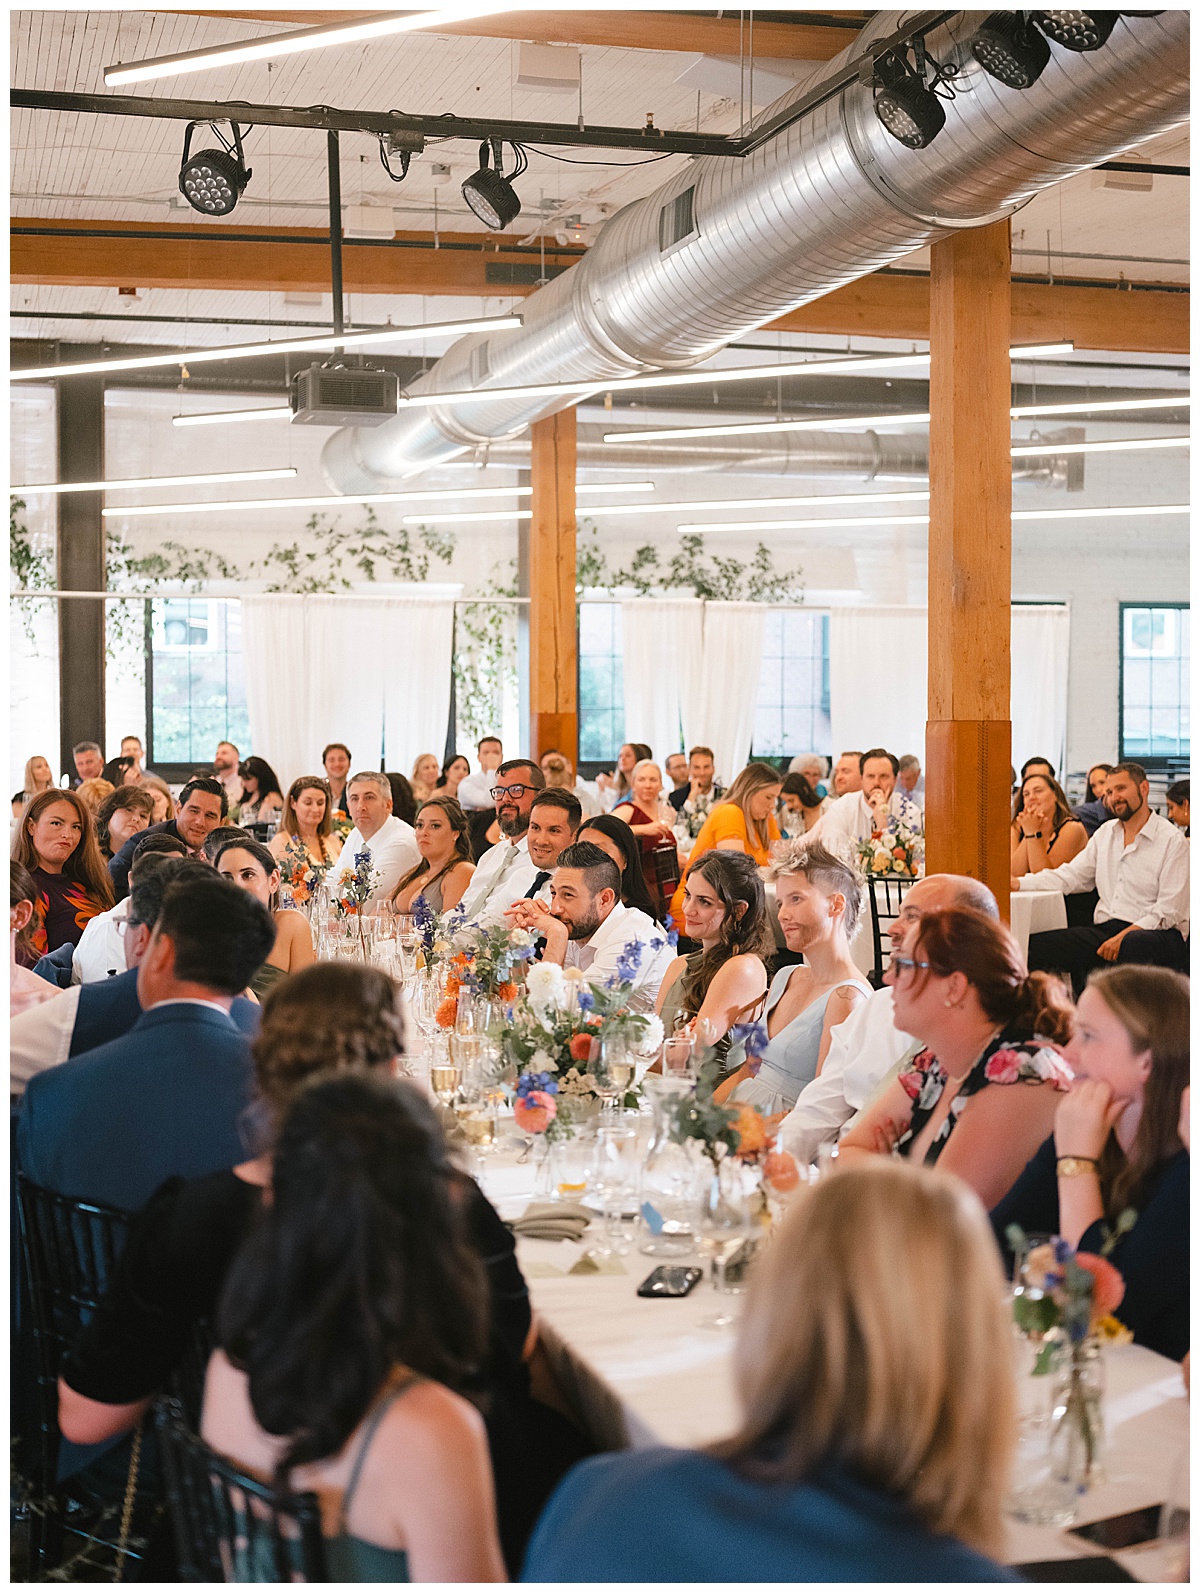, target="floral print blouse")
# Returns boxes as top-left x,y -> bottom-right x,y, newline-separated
894,1031 -> 1073,1168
